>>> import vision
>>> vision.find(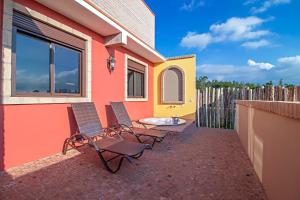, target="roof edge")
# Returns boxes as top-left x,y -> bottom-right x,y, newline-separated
140,0 -> 155,16
167,54 -> 196,61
